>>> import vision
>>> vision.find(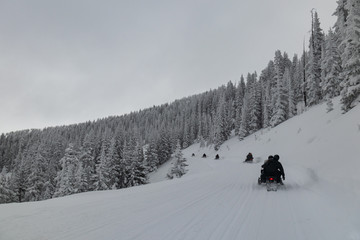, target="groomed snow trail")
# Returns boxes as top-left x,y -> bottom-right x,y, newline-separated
1,155 -> 359,240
